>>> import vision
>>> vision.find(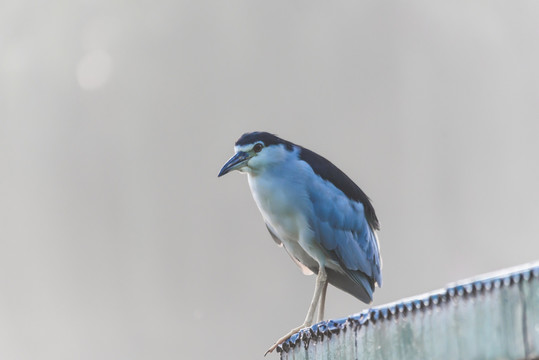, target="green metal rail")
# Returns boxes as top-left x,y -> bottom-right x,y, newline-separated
278,261 -> 539,360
